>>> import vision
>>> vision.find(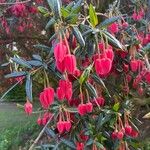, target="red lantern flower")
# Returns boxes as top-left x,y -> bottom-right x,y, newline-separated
58,79 -> 73,101
54,42 -> 67,62
145,72 -> 150,84
108,23 -> 119,34
64,54 -> 77,74
39,87 -> 54,109
130,60 -> 139,72
95,58 -> 112,76
76,142 -> 84,150
24,101 -> 32,115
